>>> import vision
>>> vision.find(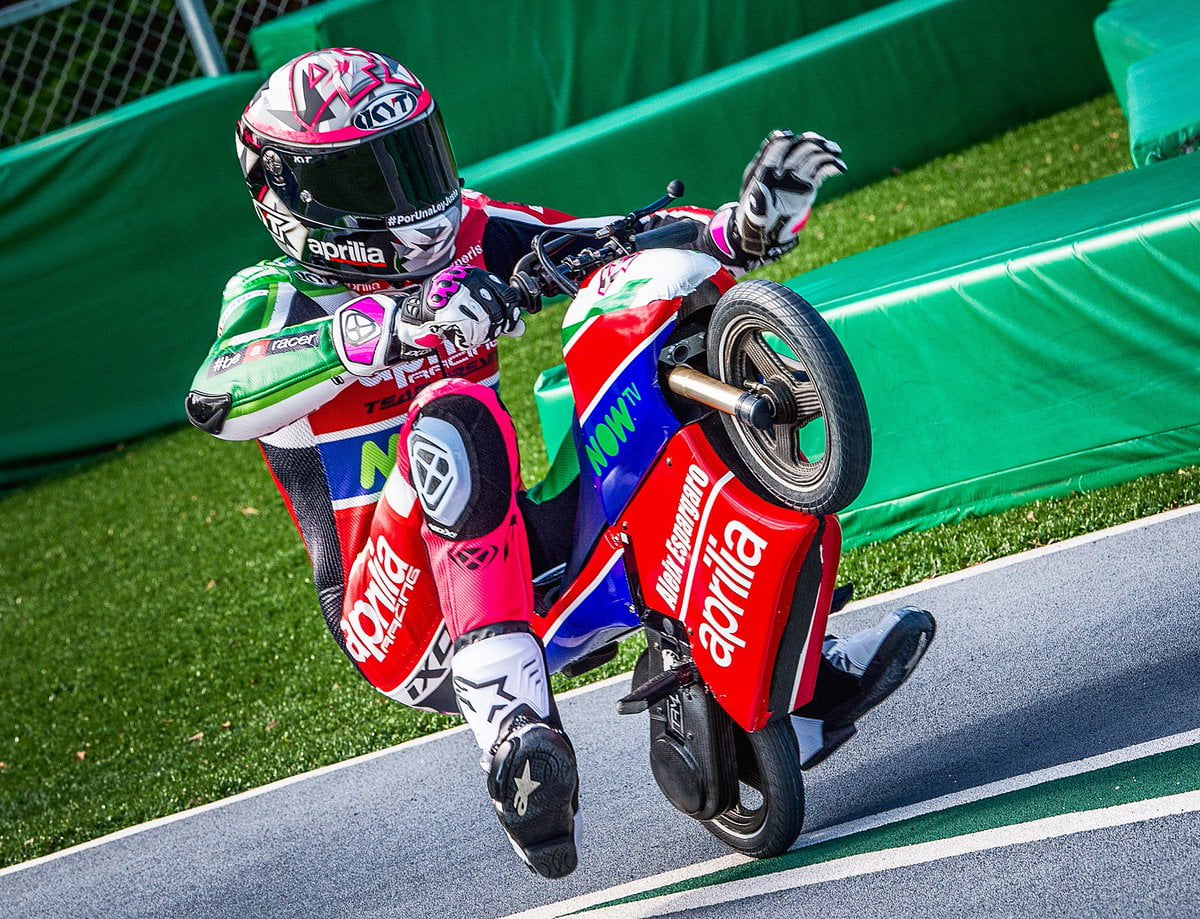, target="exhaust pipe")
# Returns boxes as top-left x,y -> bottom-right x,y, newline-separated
666,366 -> 773,430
